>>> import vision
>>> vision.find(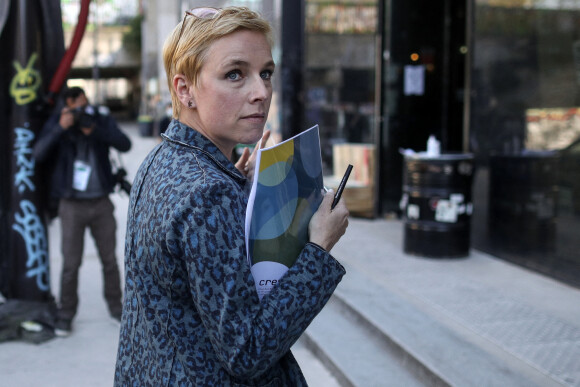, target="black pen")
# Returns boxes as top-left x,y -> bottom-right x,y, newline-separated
331,164 -> 353,210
